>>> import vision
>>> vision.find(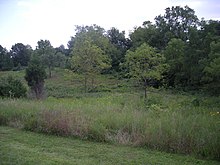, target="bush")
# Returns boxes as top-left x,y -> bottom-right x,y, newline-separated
0,76 -> 27,98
